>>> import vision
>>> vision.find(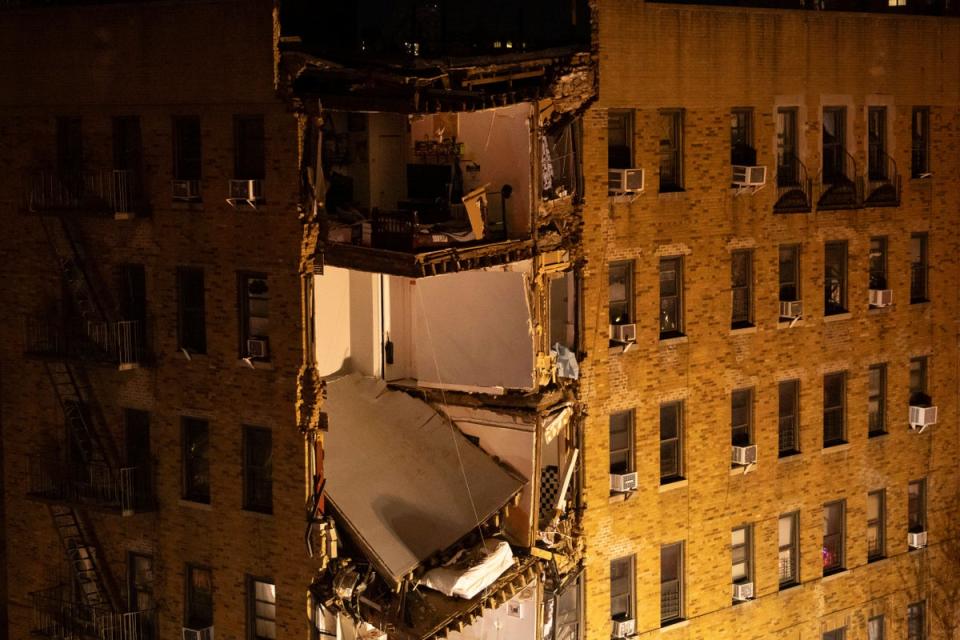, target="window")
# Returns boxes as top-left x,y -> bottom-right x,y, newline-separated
731,525 -> 752,588
776,108 -> 799,187
128,553 -> 155,637
248,578 -> 276,640
779,244 -> 801,305
731,250 -> 753,328
908,479 -> 926,533
911,108 -> 930,178
867,489 -> 886,561
907,601 -> 926,640
182,417 -> 210,504
778,380 -> 800,456
660,402 -> 683,484
824,241 -> 848,315
240,273 -> 270,360
822,107 -> 847,184
730,109 -> 755,166
125,409 -> 152,509
869,237 -> 888,292
823,629 -> 846,640
113,116 -> 143,192
243,427 -> 273,514
731,389 -> 752,447
608,111 -> 633,170
186,565 -> 213,630
660,542 -> 684,625
56,116 -> 83,176
867,107 -> 887,181
177,267 -> 206,354
609,261 -> 633,326
910,234 -> 929,303
867,616 -> 885,640
546,573 -> 582,640
823,500 -> 845,575
778,512 -> 799,588
610,556 -> 634,623
658,110 -> 683,192
609,411 -> 634,477
659,257 -> 683,338
868,364 -> 887,436
234,115 -> 265,180
909,356 -> 930,405
823,373 -> 846,447
173,116 -> 202,181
